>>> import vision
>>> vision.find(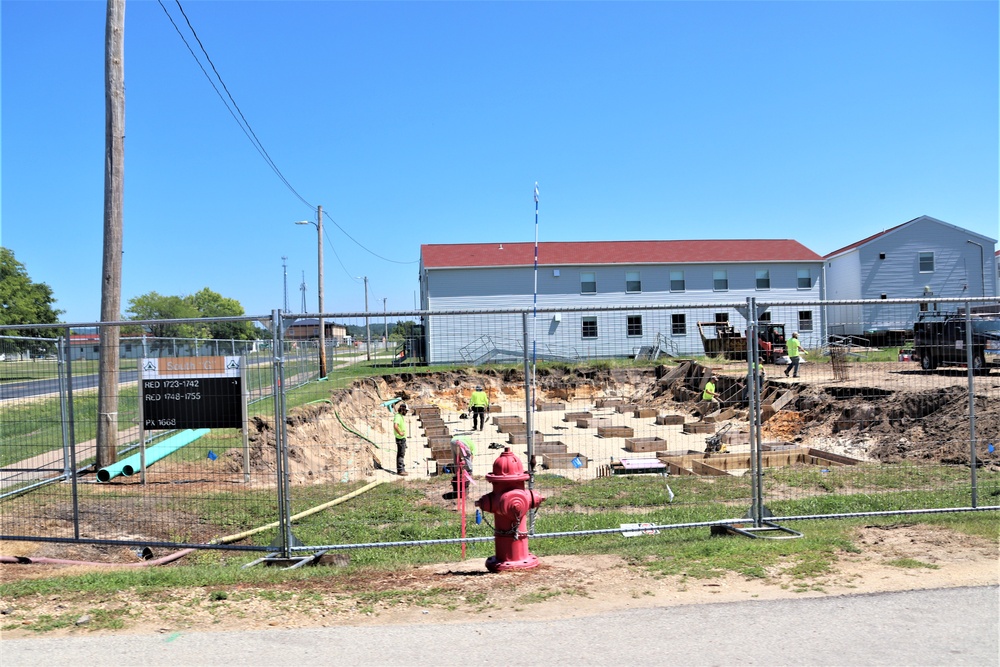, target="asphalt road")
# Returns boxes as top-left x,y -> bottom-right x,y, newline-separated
4,586 -> 997,666
0,370 -> 140,401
